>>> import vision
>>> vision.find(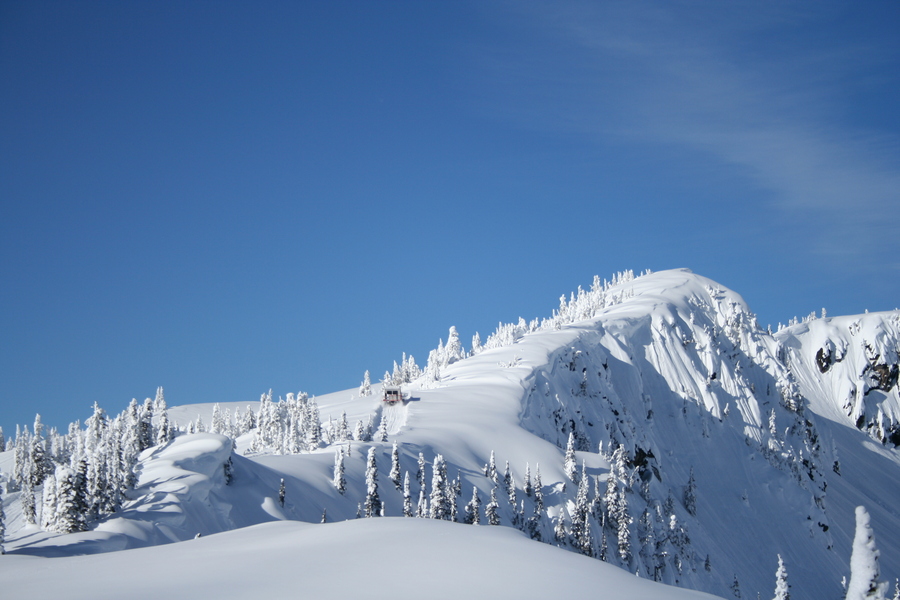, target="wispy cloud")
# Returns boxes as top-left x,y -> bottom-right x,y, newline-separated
487,1 -> 900,259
